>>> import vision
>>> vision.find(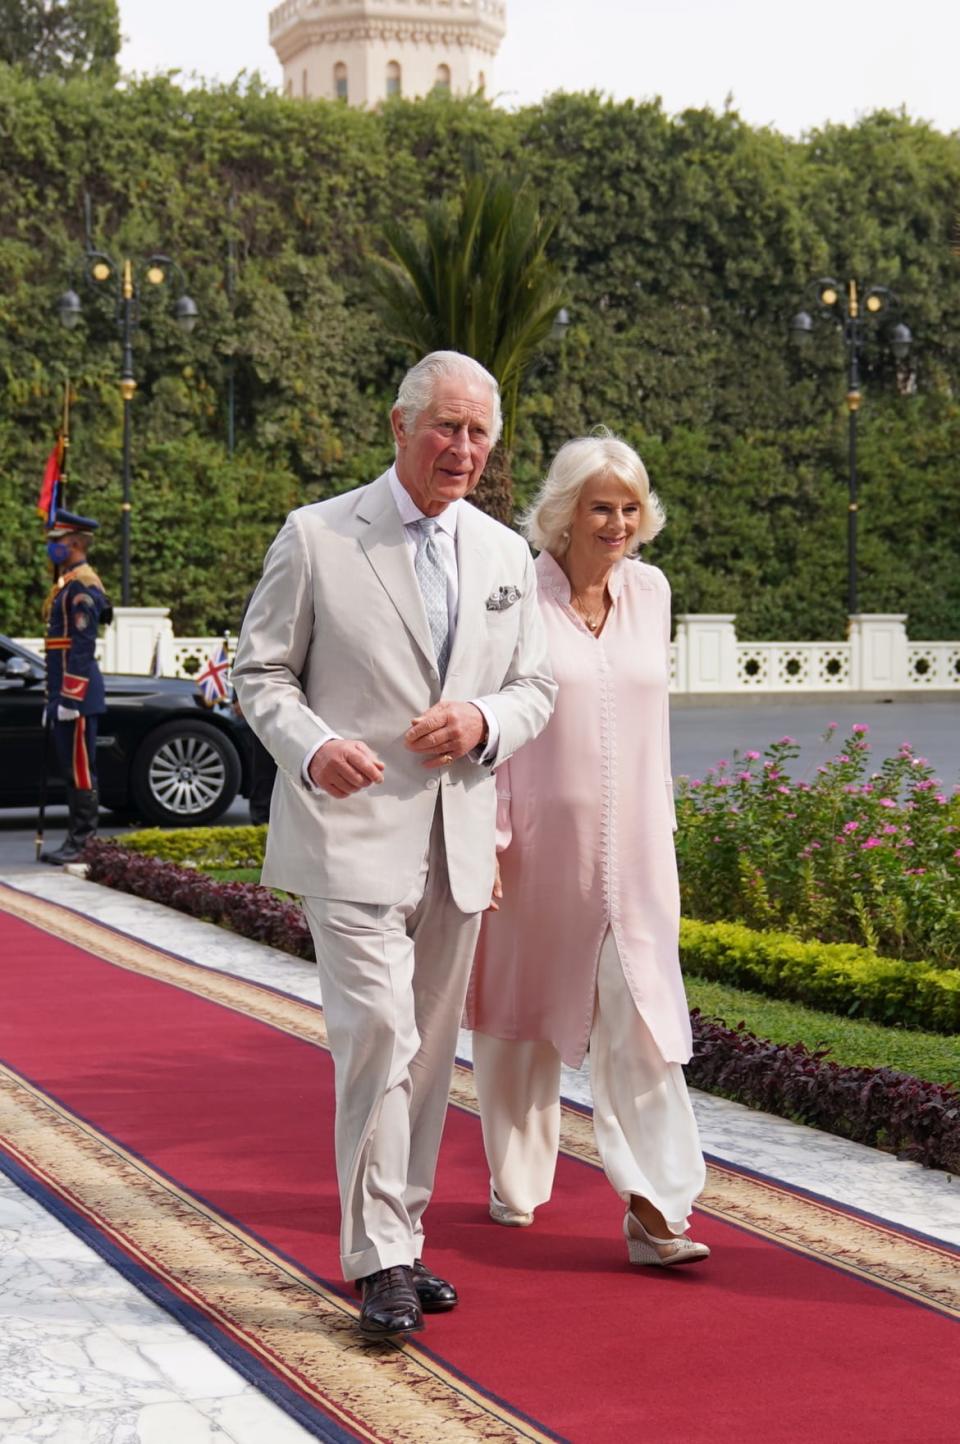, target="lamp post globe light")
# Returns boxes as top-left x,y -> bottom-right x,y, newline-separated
789,277 -> 912,616
57,243 -> 199,606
